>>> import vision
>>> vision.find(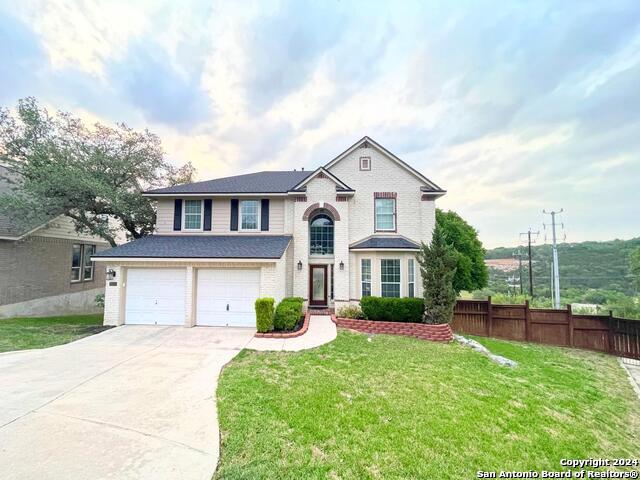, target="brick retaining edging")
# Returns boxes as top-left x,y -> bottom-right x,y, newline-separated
255,312 -> 310,338
331,315 -> 453,342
